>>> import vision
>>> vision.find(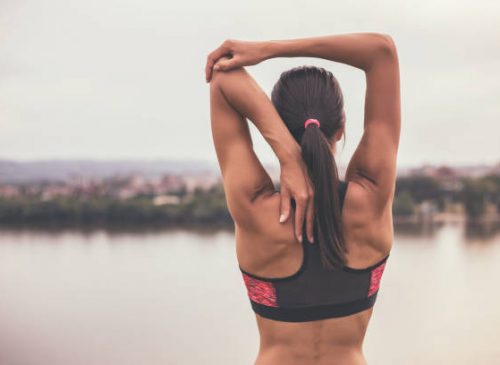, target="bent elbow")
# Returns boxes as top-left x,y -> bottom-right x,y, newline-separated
377,33 -> 398,57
